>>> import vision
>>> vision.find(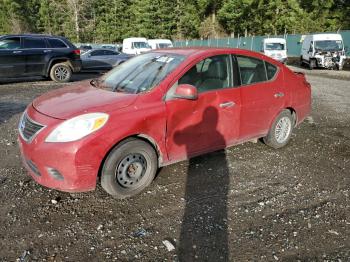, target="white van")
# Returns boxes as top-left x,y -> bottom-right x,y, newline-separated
301,33 -> 346,70
148,39 -> 173,49
261,38 -> 287,63
122,37 -> 151,55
